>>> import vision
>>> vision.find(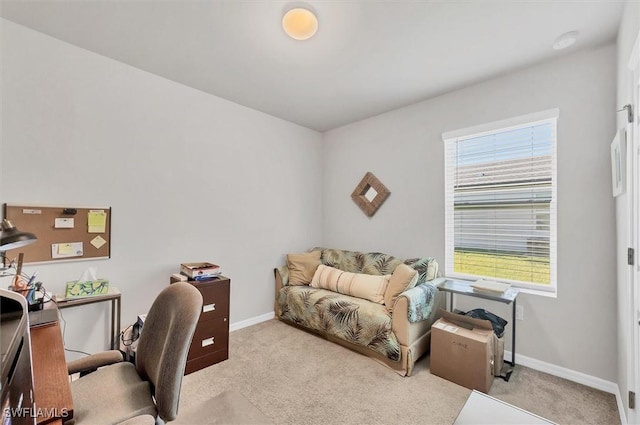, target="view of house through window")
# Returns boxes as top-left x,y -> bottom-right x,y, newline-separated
443,109 -> 558,292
